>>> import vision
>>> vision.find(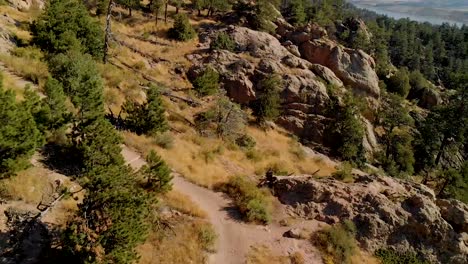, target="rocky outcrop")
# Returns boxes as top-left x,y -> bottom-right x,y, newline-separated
276,22 -> 380,100
273,174 -> 468,264
6,0 -> 44,11
298,39 -> 380,99
191,26 -> 339,145
192,25 -> 381,152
